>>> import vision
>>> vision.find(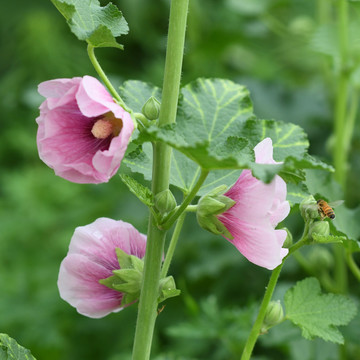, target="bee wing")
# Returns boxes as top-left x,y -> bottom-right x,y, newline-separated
303,203 -> 318,211
328,200 -> 344,208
